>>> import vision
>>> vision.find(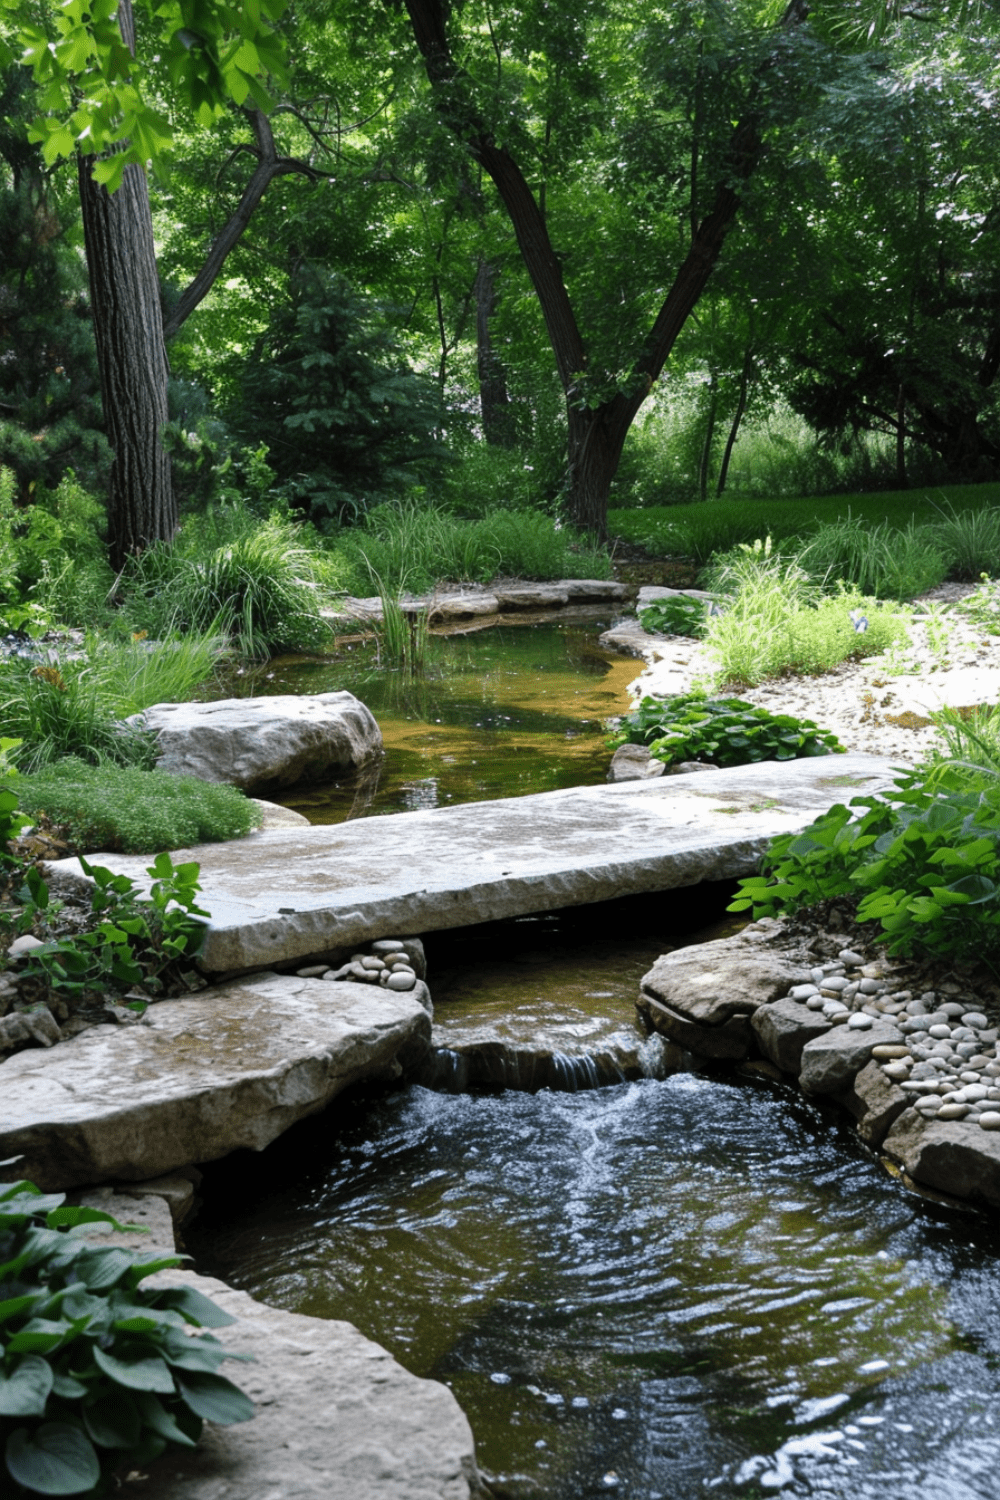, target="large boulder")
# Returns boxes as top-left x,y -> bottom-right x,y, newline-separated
0,974 -> 430,1190
132,691 -> 382,794
639,928 -> 813,1028
835,1060 -> 910,1148
751,995 -> 831,1075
